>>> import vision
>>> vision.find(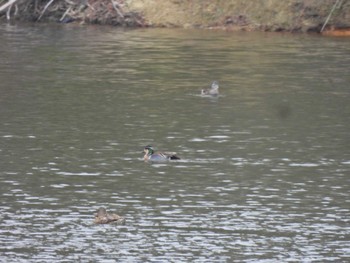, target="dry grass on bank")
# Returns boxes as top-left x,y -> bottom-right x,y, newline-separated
0,0 -> 349,33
